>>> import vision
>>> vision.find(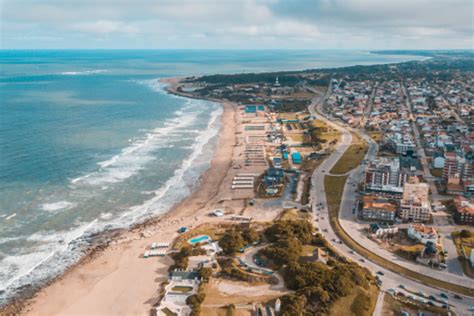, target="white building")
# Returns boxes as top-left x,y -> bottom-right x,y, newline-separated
407,224 -> 438,245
